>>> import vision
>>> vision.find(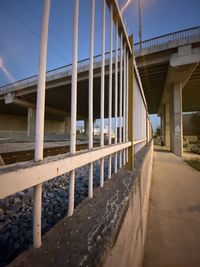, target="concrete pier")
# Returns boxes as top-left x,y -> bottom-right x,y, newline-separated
170,83 -> 183,157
